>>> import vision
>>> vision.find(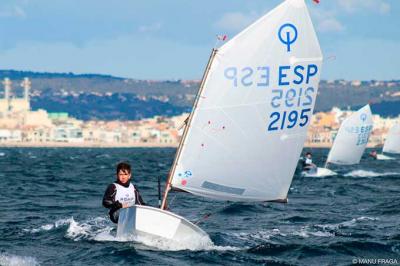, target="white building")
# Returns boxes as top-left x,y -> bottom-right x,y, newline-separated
0,129 -> 22,142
